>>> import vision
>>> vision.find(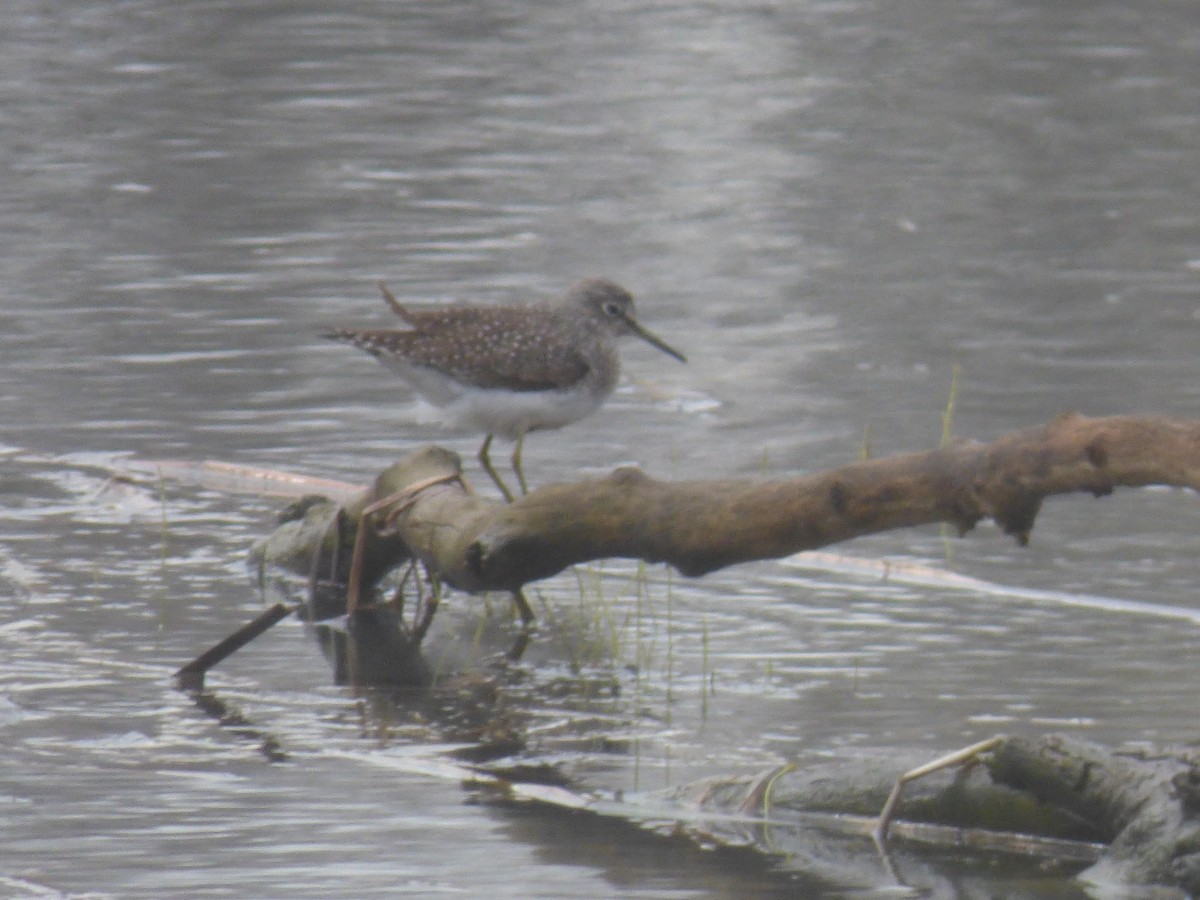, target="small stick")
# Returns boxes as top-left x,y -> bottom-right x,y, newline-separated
346,472 -> 464,613
873,735 -> 1005,844
176,602 -> 298,690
